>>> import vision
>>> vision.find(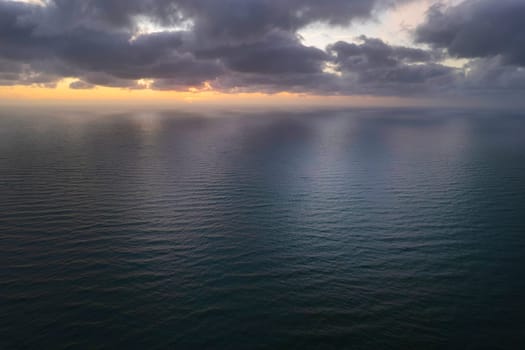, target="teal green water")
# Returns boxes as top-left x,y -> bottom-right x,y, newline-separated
1,108 -> 525,349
